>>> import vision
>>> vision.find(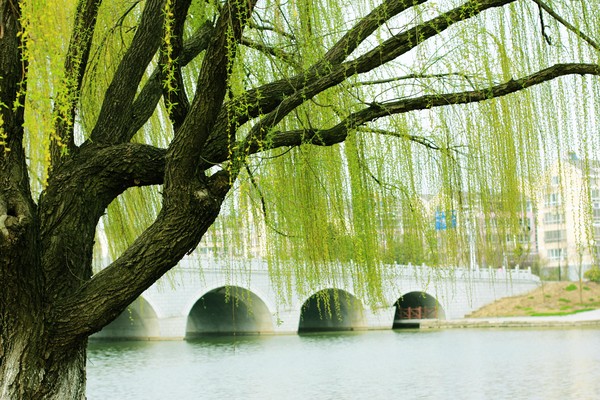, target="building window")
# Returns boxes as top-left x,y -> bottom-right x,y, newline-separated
594,208 -> 600,223
594,226 -> 600,238
516,233 -> 531,244
543,212 -> 564,225
545,193 -> 561,207
592,189 -> 600,201
551,176 -> 560,186
544,229 -> 566,243
548,248 -> 566,260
